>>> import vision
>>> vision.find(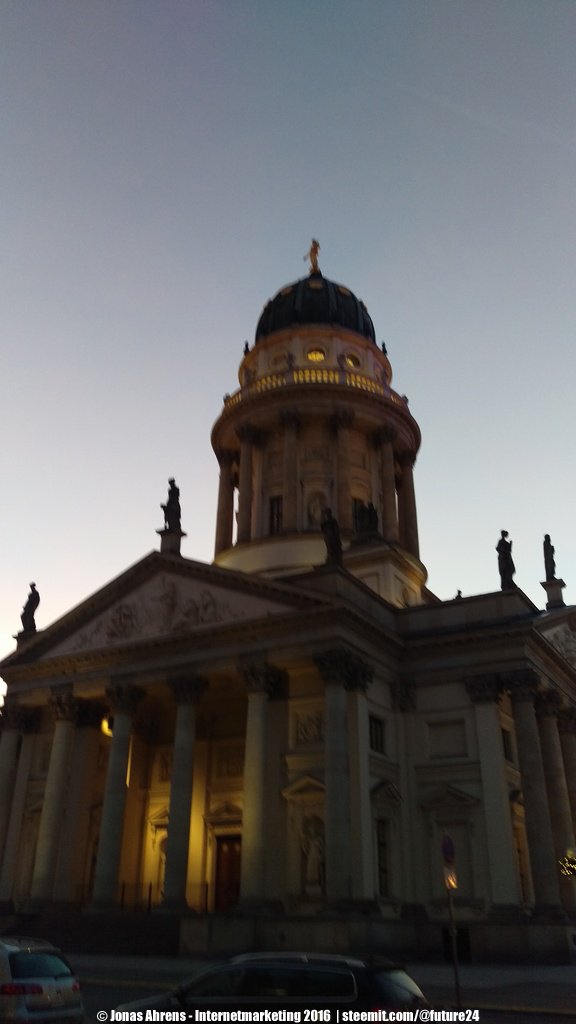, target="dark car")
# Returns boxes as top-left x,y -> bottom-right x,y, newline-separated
115,952 -> 428,1013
